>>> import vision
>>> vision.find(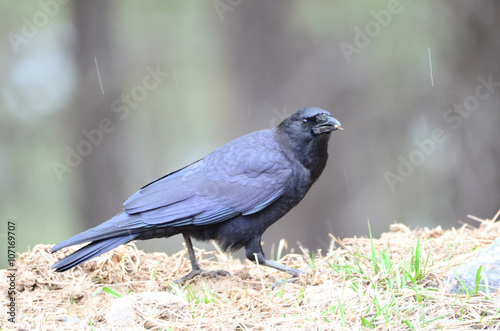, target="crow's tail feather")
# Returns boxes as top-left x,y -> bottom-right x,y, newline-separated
50,212 -> 140,253
51,234 -> 139,272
